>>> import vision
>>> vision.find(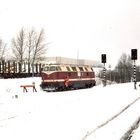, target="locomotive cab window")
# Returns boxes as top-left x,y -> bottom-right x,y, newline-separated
44,66 -> 50,71
50,66 -> 56,71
